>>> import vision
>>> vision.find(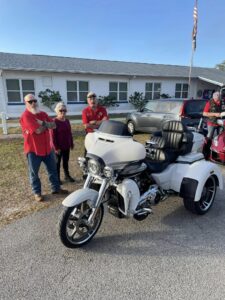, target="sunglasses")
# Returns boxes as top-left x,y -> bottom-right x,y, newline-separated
27,99 -> 37,104
88,96 -> 96,99
59,109 -> 67,112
